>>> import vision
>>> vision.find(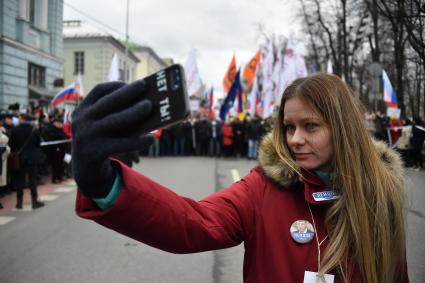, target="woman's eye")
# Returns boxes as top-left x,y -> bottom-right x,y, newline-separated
306,123 -> 318,131
285,125 -> 295,133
